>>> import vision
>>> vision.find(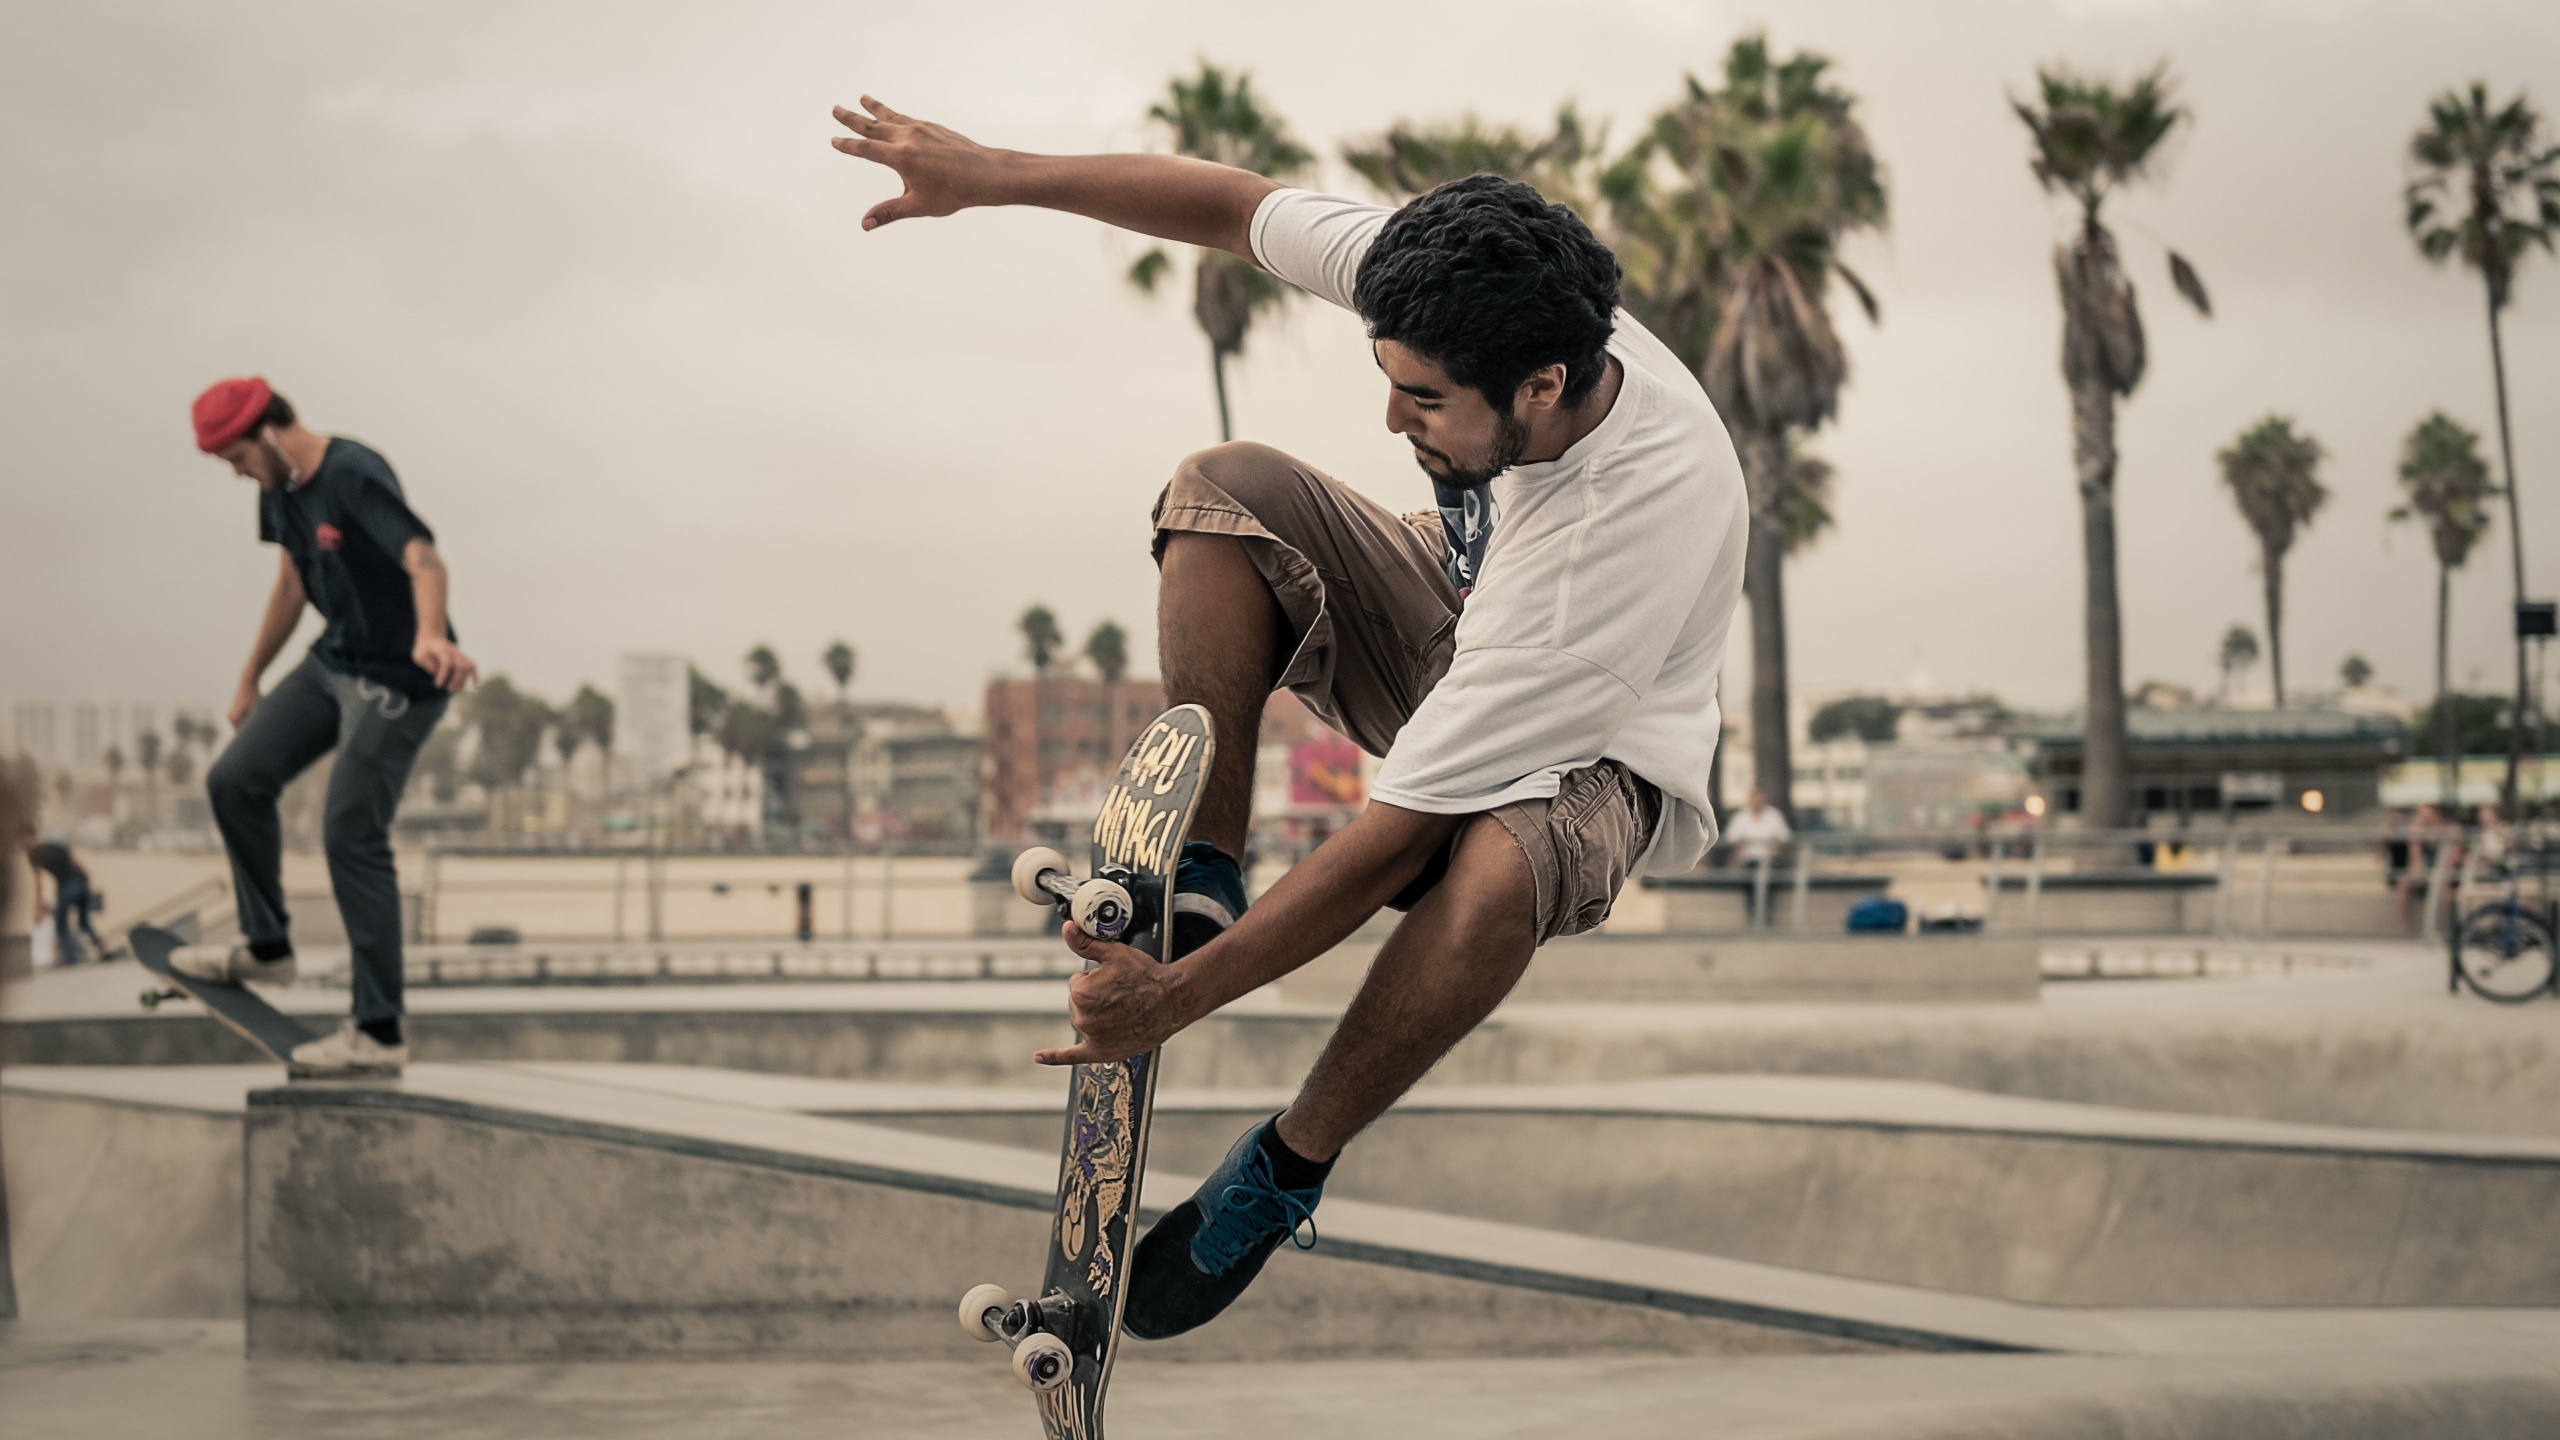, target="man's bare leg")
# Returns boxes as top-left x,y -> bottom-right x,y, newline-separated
1275,814 -> 1535,1160
1158,531 -> 1291,862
